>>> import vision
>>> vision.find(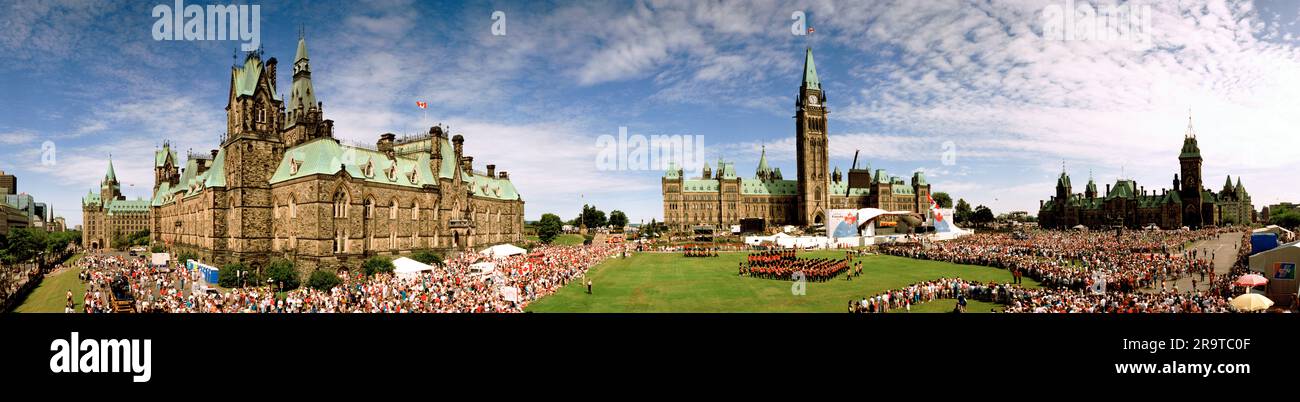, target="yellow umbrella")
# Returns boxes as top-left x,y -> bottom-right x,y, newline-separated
1230,293 -> 1274,312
